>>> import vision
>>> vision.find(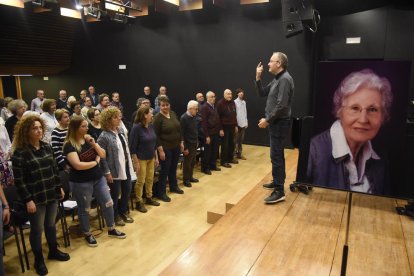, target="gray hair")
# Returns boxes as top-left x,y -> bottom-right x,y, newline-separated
187,100 -> 198,110
136,97 -> 147,107
8,99 -> 28,114
333,69 -> 393,122
273,52 -> 288,69
206,91 -> 215,98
